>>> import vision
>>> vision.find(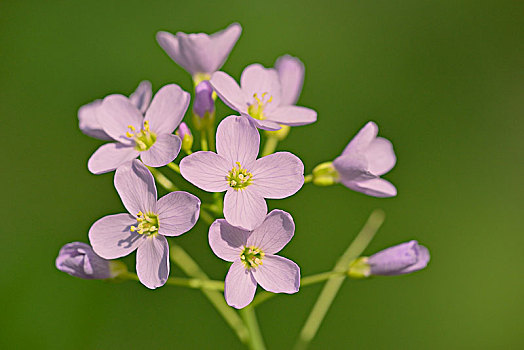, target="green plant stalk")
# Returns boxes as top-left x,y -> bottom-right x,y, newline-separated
261,136 -> 278,157
123,272 -> 224,291
167,162 -> 180,174
240,306 -> 266,350
147,166 -> 179,191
